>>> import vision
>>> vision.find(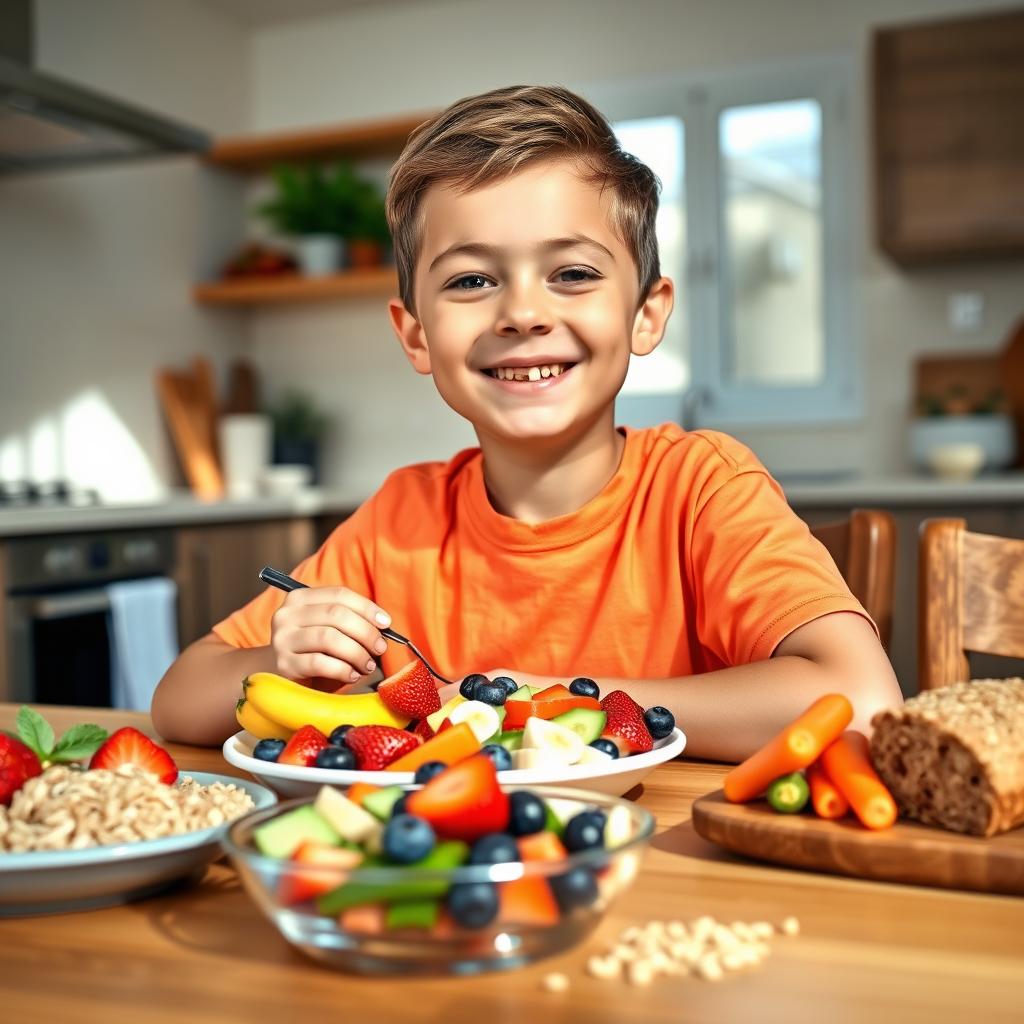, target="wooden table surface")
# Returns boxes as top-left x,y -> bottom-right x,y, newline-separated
1,705 -> 1022,1023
